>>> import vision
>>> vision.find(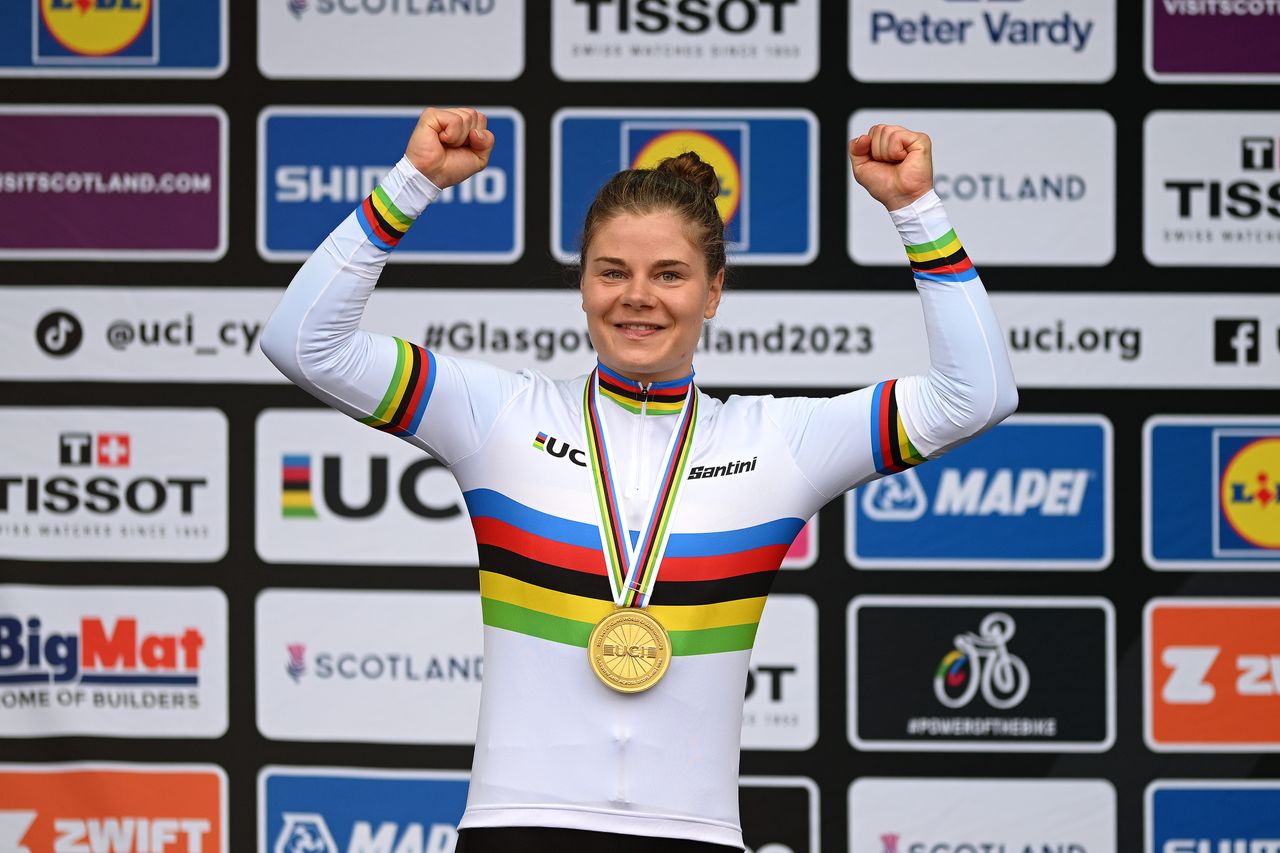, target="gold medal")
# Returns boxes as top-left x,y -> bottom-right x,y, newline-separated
588,607 -> 670,693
